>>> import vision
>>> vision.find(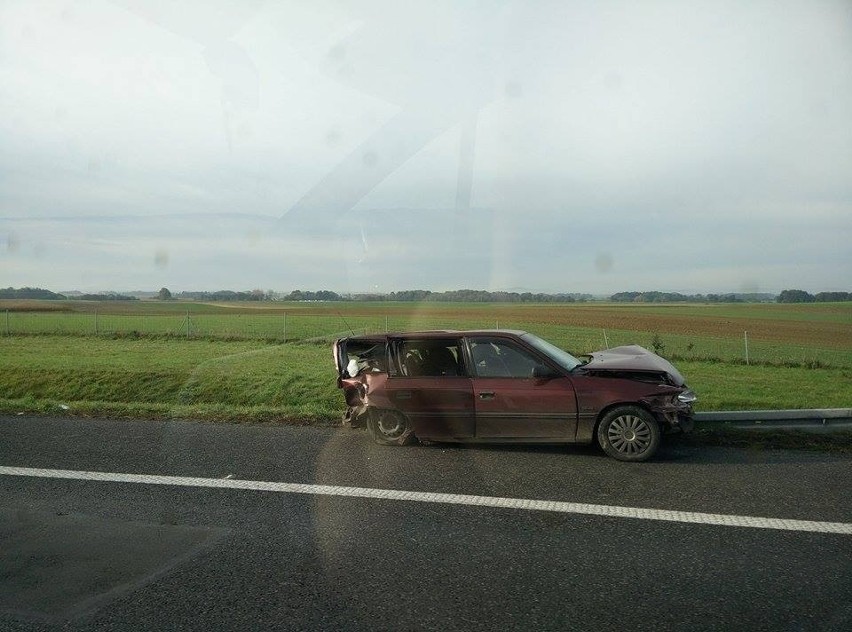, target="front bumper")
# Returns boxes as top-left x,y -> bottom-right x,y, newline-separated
674,411 -> 695,433
653,403 -> 695,434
